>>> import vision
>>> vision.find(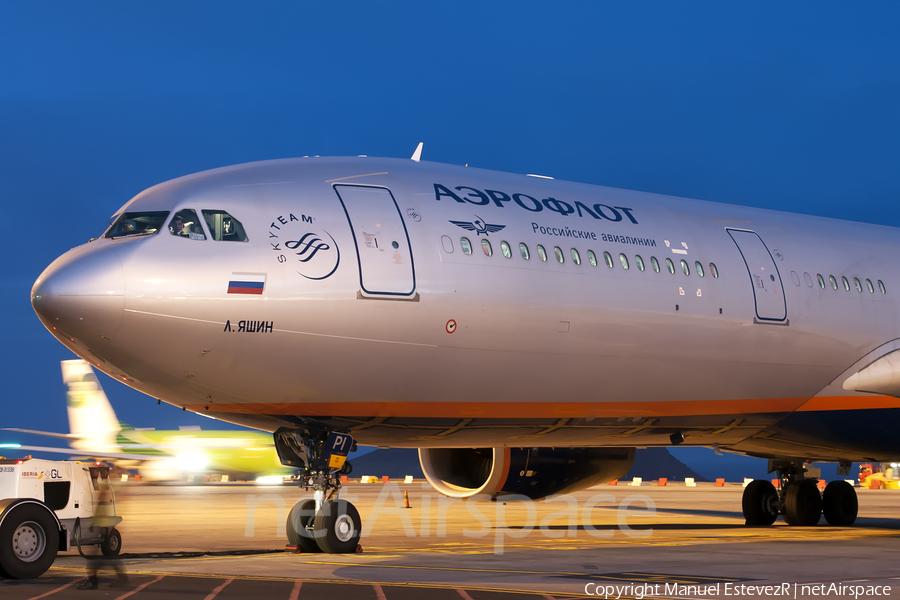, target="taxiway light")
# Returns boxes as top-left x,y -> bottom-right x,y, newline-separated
255,476 -> 284,485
